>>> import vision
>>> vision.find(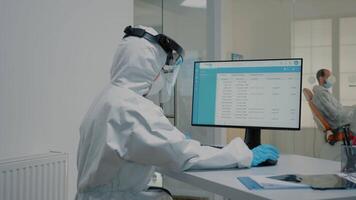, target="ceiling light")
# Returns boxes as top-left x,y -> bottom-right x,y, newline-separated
181,0 -> 207,9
